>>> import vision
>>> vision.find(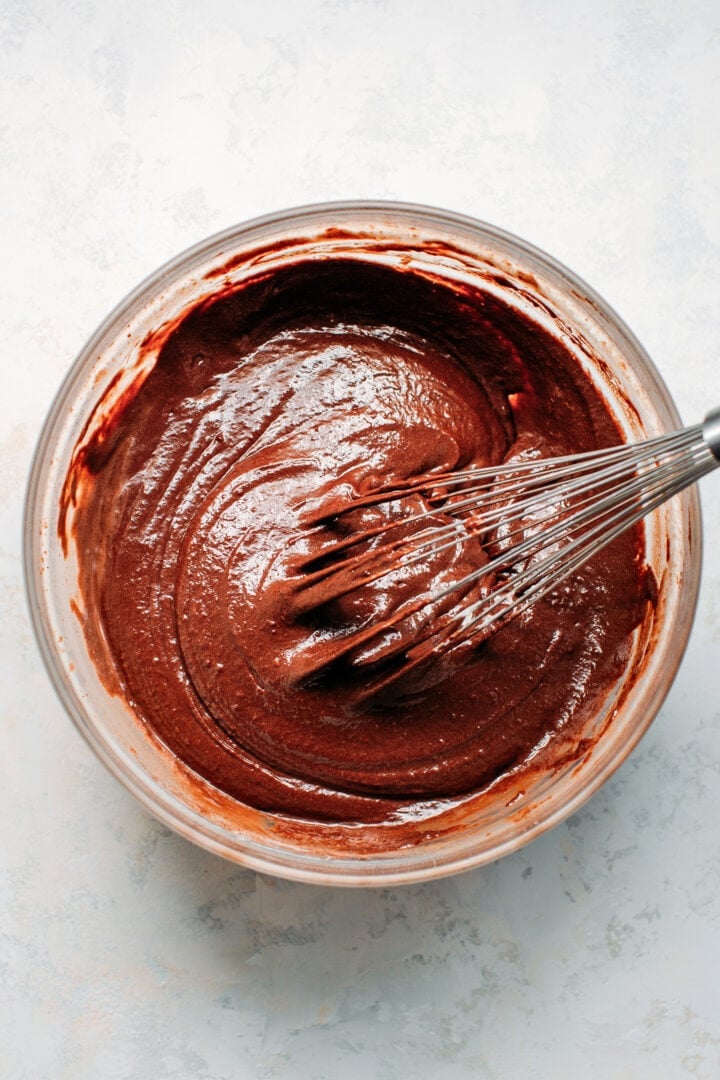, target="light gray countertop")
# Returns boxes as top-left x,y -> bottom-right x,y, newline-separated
3,2 -> 720,1076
